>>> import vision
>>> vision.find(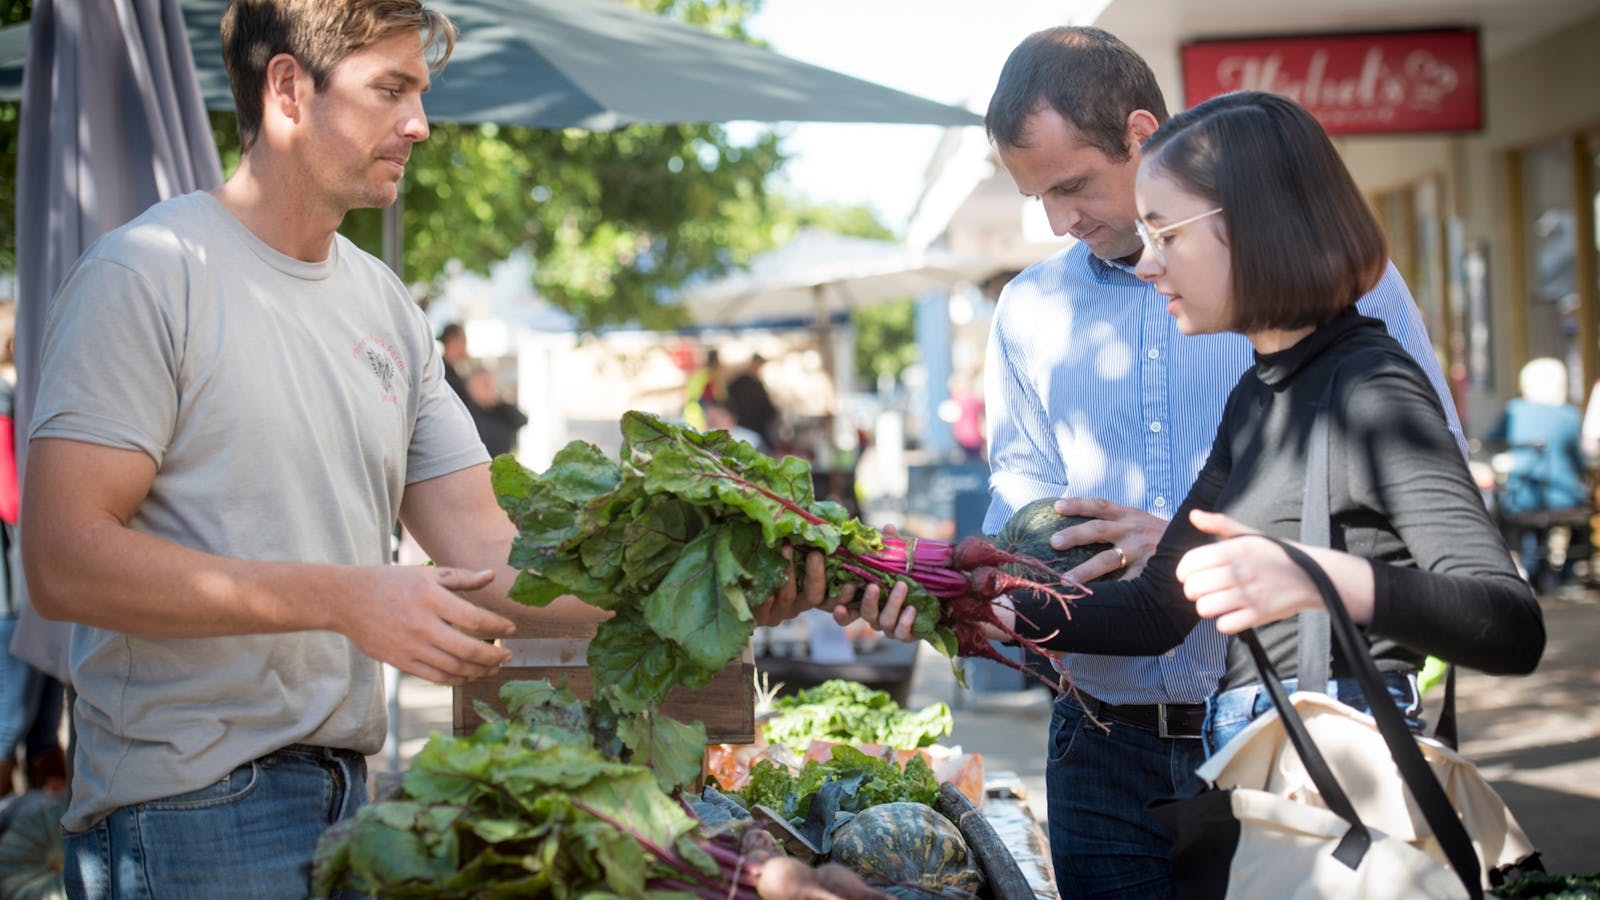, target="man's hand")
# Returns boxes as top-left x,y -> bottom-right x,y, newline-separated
1051,497 -> 1168,582
343,565 -> 516,685
752,547 -> 828,626
832,579 -> 917,642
